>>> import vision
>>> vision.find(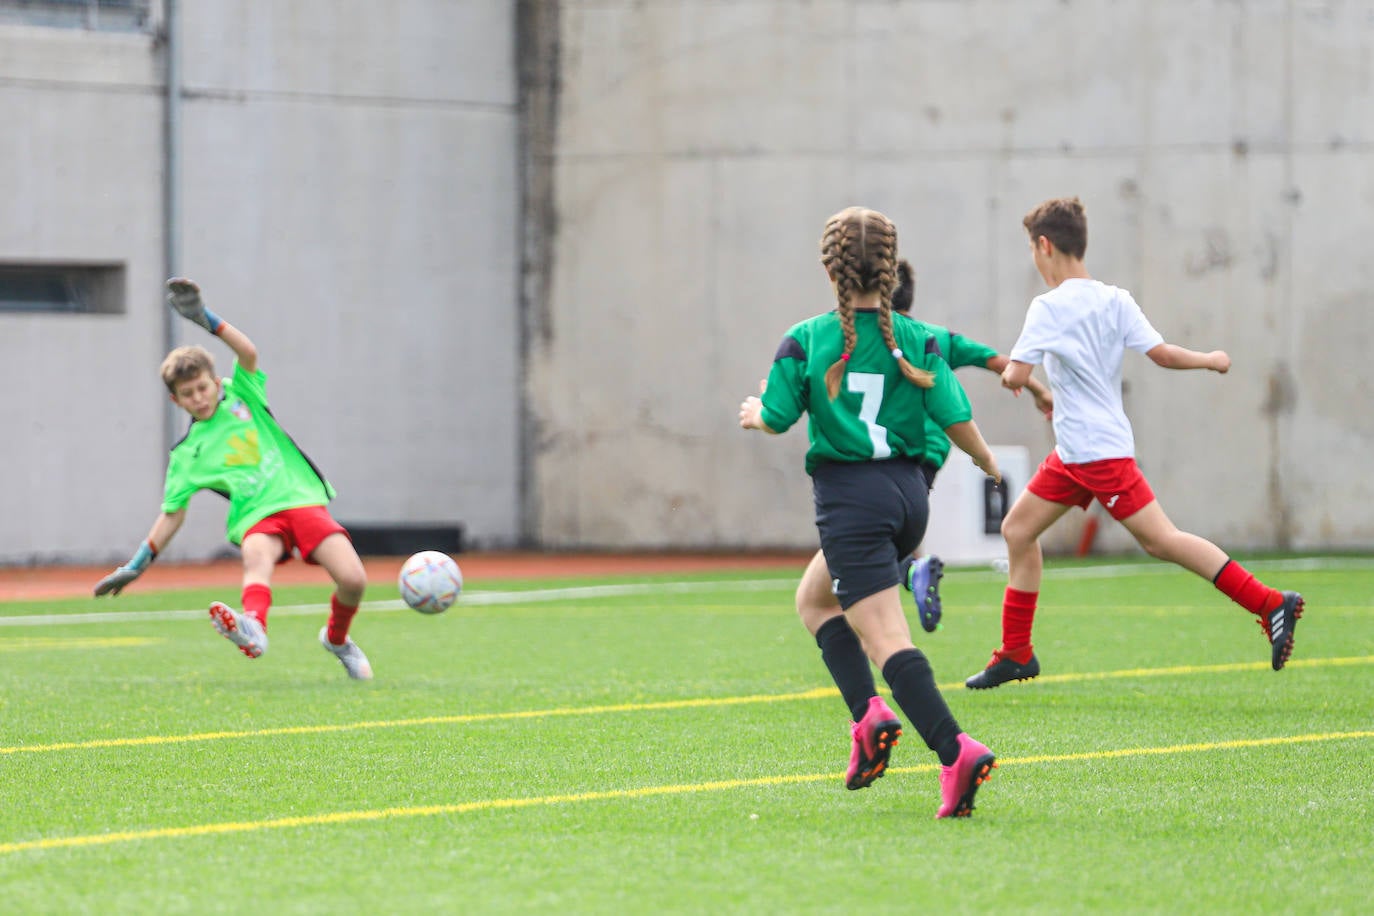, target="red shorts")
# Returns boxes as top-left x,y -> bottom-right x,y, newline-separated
242,505 -> 349,564
1025,451 -> 1155,521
